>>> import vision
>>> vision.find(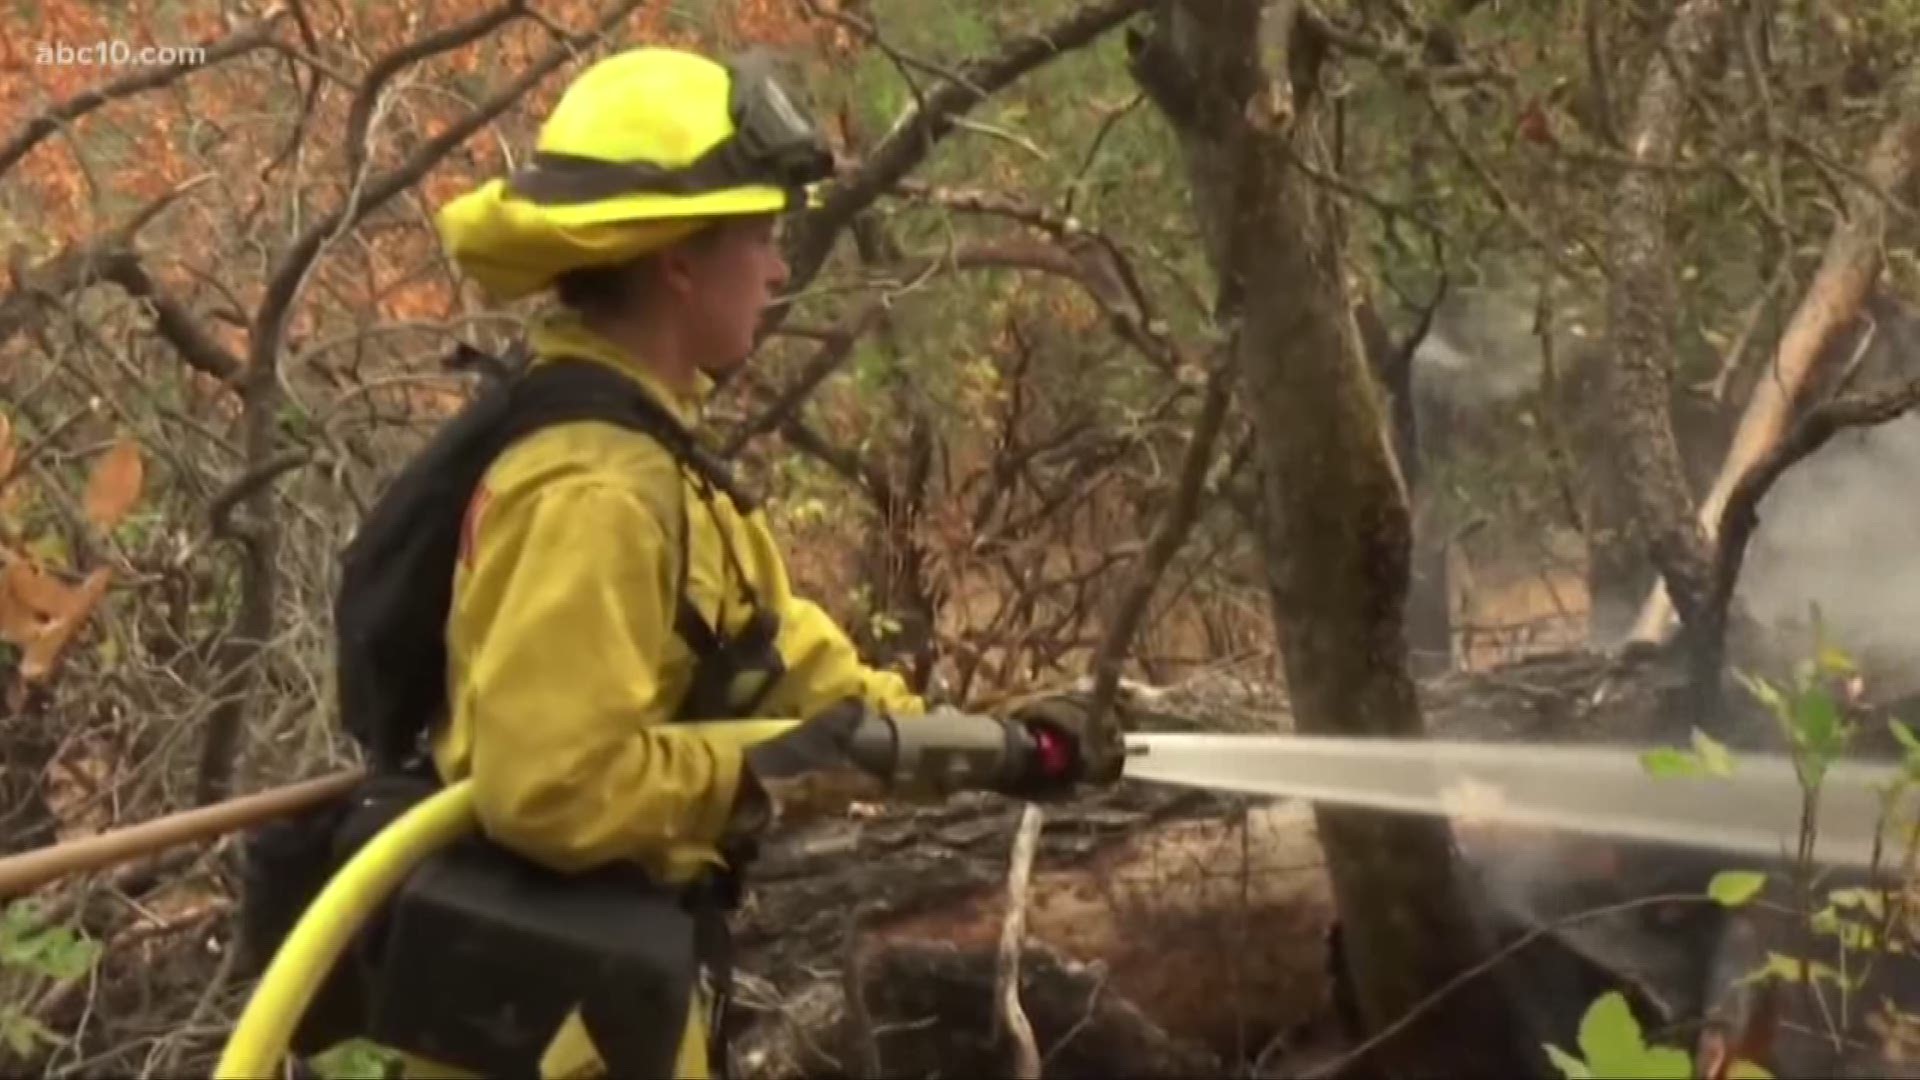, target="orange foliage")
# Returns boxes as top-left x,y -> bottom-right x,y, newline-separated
0,410 -> 145,697
0,0 -> 845,319
82,436 -> 144,528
